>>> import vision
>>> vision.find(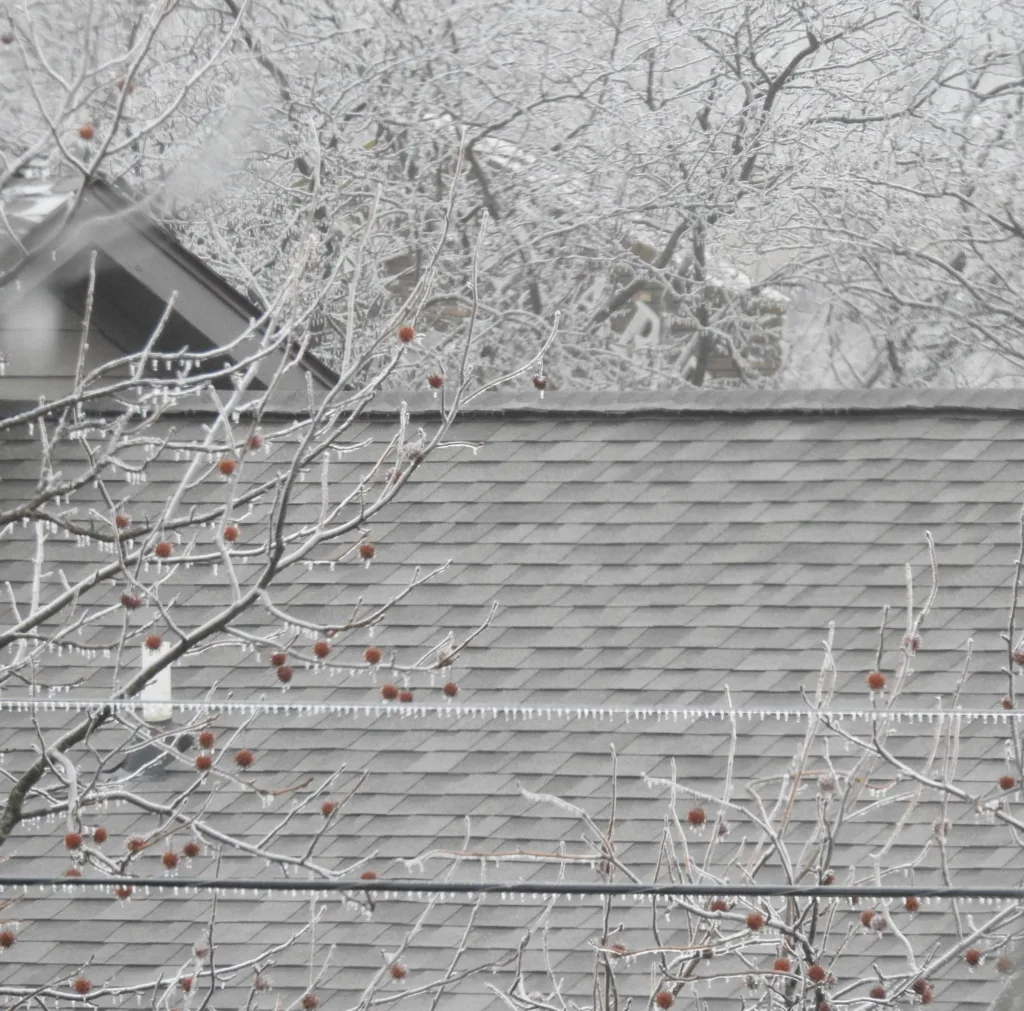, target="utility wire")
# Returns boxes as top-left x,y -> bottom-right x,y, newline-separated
3,877 -> 1024,900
